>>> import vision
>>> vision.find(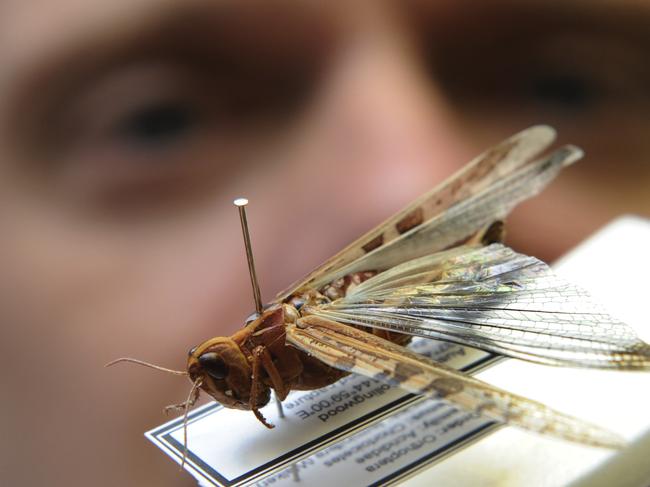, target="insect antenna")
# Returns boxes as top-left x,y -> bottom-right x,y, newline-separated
234,197 -> 263,316
181,378 -> 203,469
105,357 -> 188,376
